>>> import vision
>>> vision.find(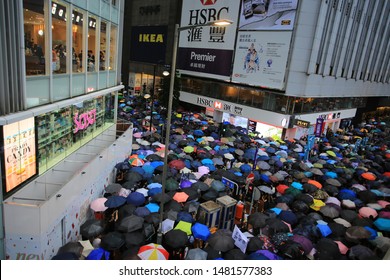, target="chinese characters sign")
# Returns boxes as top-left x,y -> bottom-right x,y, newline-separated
178,0 -> 240,80
3,118 -> 37,192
